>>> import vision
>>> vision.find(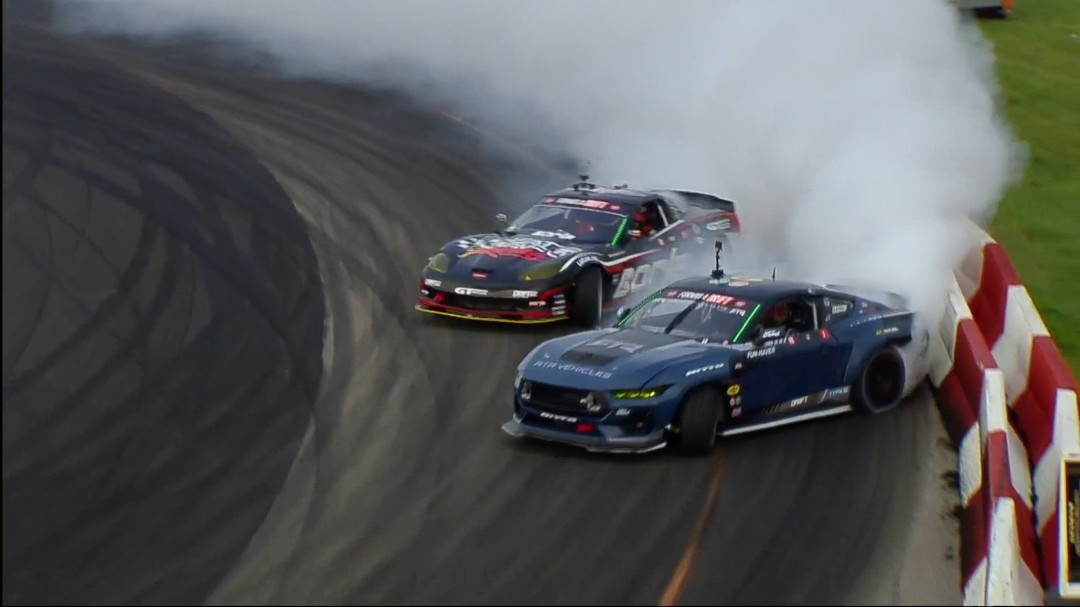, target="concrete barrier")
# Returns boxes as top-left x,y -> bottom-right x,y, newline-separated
934,224 -> 1079,604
